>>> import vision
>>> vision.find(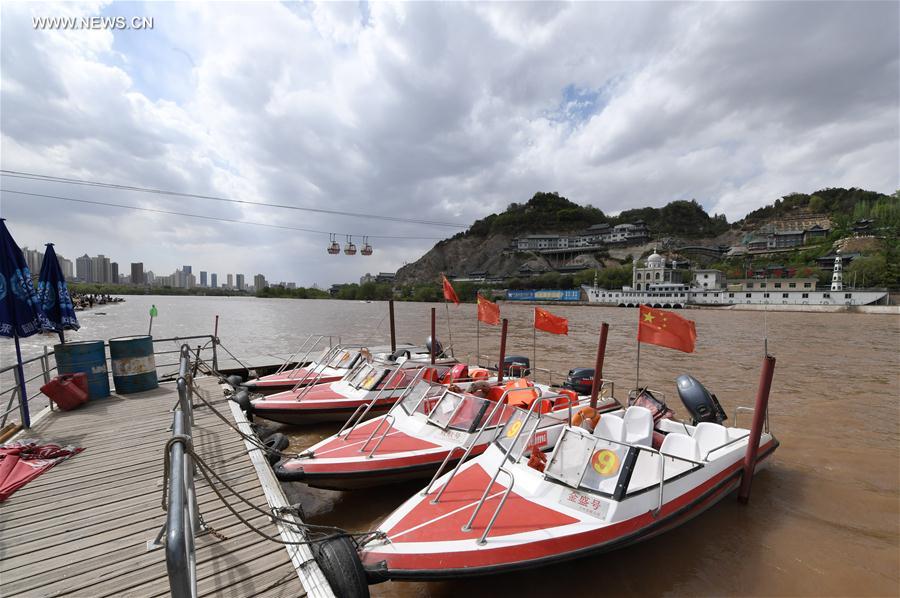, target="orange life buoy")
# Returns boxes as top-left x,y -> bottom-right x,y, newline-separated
554,389 -> 578,410
572,407 -> 600,430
